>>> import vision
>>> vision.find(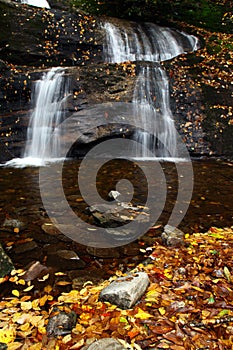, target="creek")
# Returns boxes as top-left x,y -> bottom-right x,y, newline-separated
0,158 -> 232,294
